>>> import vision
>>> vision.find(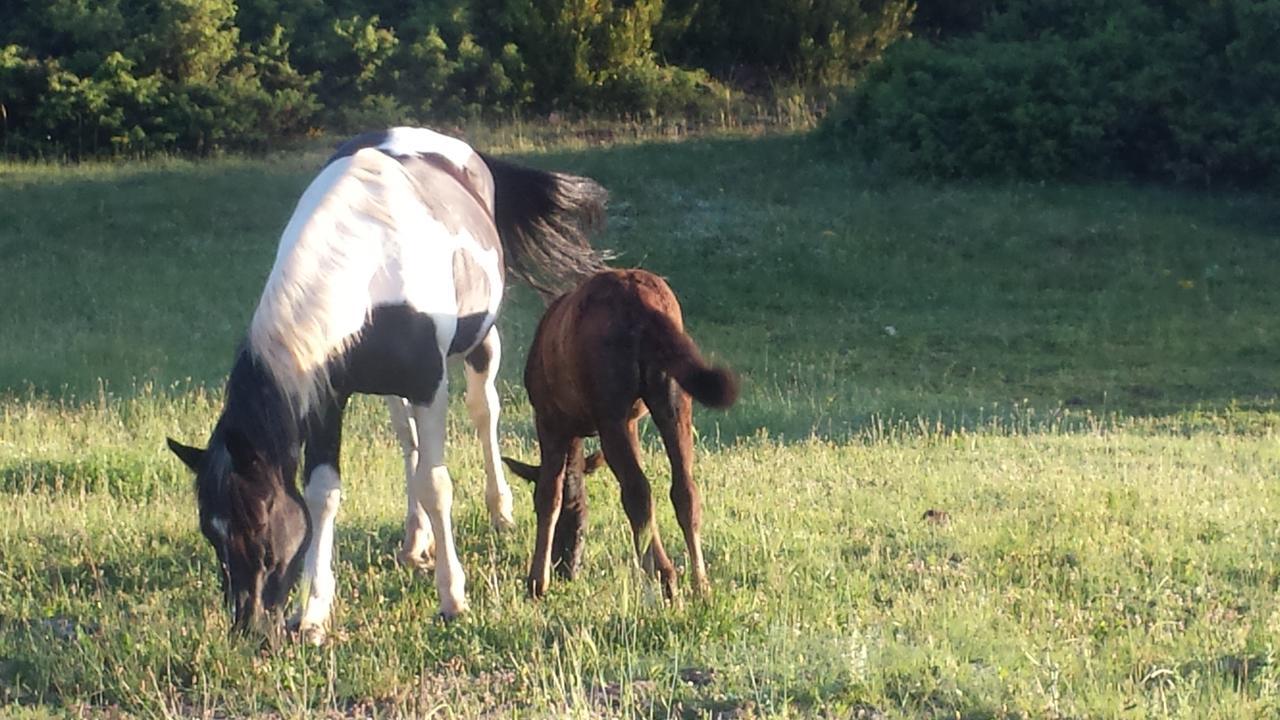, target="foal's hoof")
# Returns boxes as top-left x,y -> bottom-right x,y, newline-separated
525,576 -> 548,600
692,578 -> 713,599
